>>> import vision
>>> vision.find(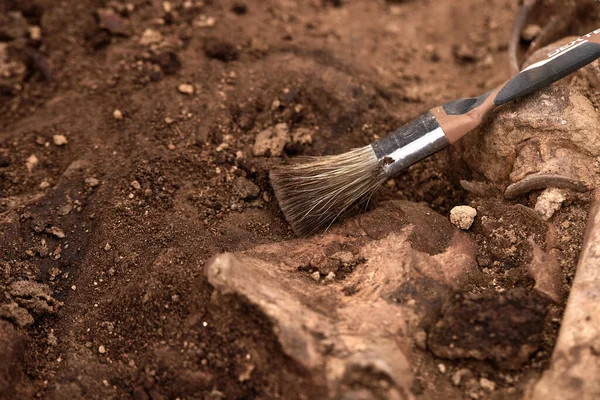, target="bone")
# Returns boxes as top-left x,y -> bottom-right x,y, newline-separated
205,200 -> 479,398
527,190 -> 600,399
457,43 -> 600,199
